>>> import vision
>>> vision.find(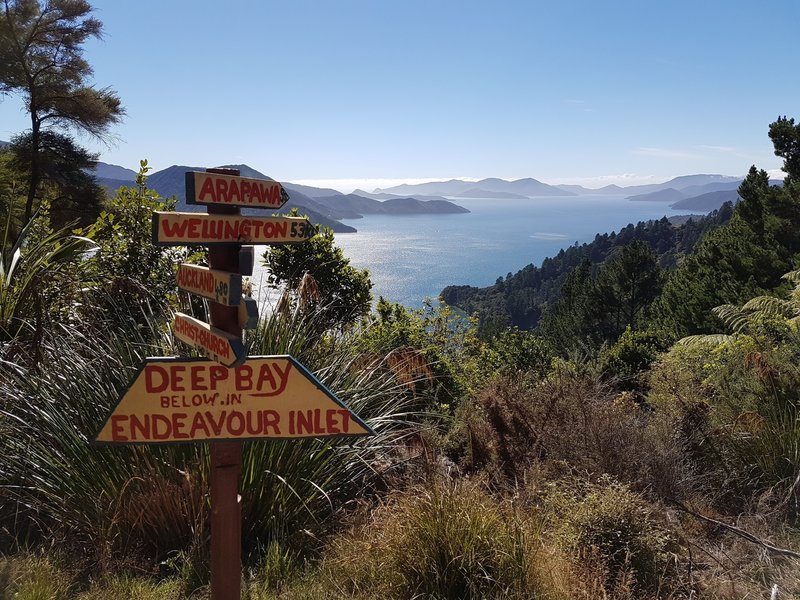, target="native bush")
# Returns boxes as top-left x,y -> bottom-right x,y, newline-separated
322,478 -> 565,600
0,297 -> 423,572
551,477 -> 680,597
